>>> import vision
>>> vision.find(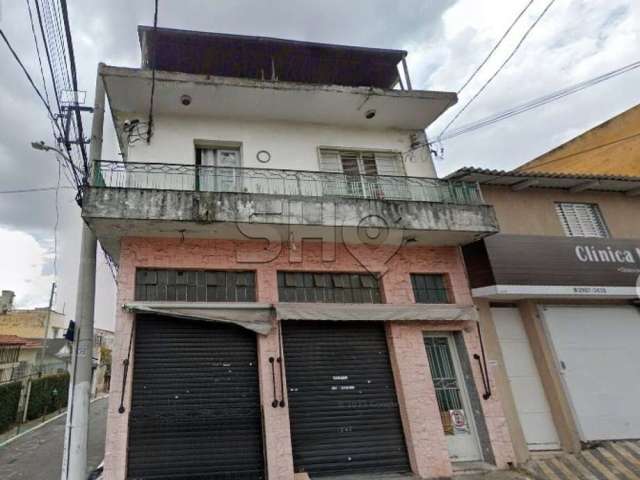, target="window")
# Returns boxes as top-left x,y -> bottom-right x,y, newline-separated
411,274 -> 451,304
195,146 -> 241,192
319,149 -> 405,199
135,269 -> 256,302
555,203 -> 609,238
277,271 -> 381,303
